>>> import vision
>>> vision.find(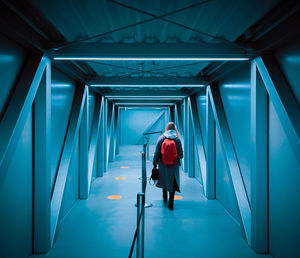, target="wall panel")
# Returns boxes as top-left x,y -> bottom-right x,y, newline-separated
59,138 -> 80,221
51,68 -> 80,224
215,129 -> 241,223
195,95 -> 207,144
0,112 -> 33,258
120,108 -> 166,145
268,37 -> 300,257
51,68 -> 76,191
218,64 -> 251,200
0,35 -> 32,258
0,34 -> 26,119
269,100 -> 300,257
